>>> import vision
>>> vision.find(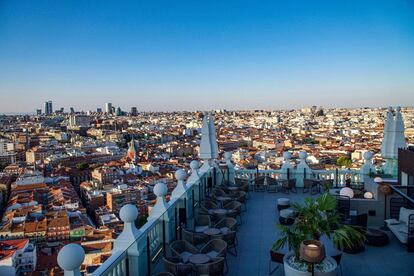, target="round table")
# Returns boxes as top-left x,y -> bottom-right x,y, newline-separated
189,254 -> 211,264
227,186 -> 240,191
212,209 -> 228,215
204,227 -> 221,236
215,196 -> 232,206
